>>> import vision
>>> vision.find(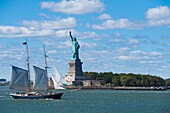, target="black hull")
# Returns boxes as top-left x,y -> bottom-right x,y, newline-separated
10,93 -> 63,99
